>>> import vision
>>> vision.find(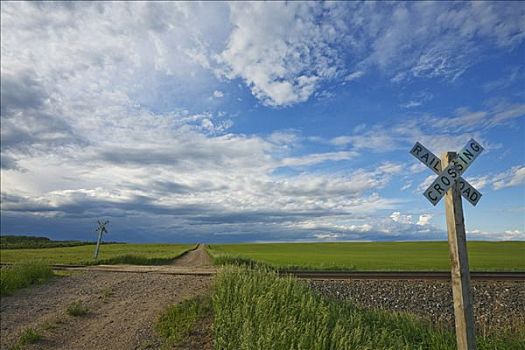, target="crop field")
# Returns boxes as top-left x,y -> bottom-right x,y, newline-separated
0,243 -> 195,265
208,241 -> 525,271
